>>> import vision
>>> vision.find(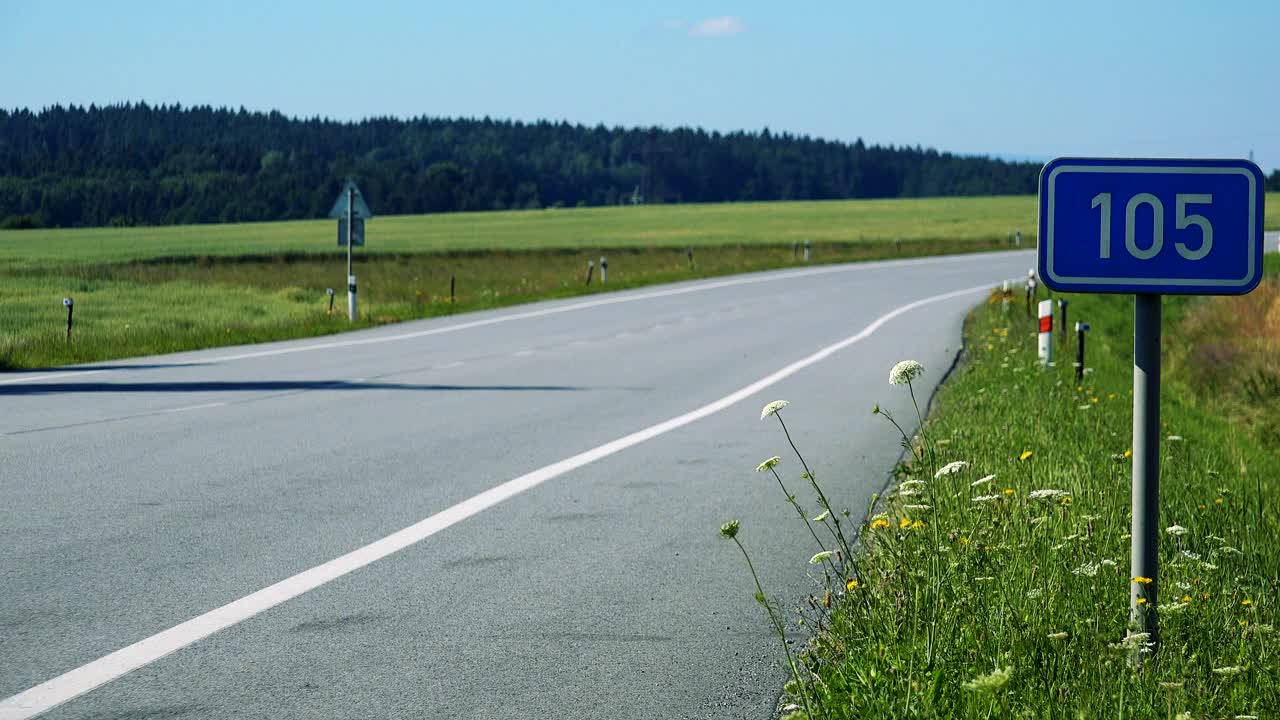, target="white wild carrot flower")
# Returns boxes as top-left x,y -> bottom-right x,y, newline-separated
899,479 -> 928,490
1047,631 -> 1069,640
1110,632 -> 1154,652
1072,562 -> 1100,577
756,456 -> 782,472
812,510 -> 830,523
1167,435 -> 1184,442
972,494 -> 1003,503
1211,666 -> 1244,676
809,550 -> 834,565
904,504 -> 932,511
759,400 -> 789,420
889,360 -> 924,385
963,667 -> 1012,693
934,460 -> 968,478
971,474 -> 996,487
719,520 -> 740,539
1181,550 -> 1202,561
1166,525 -> 1189,536
1028,489 -> 1071,502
